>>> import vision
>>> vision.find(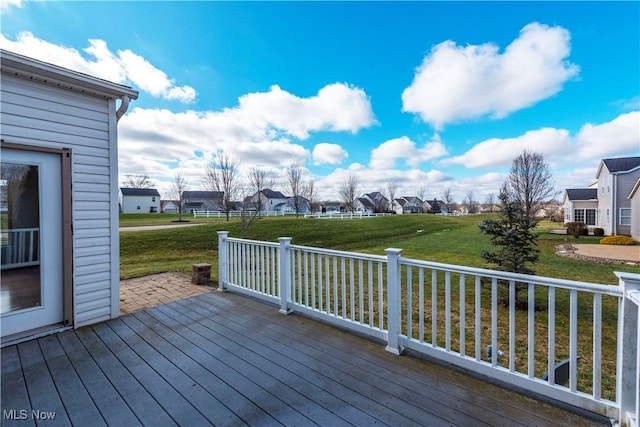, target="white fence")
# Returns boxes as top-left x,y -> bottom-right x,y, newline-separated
217,232 -> 639,426
1,228 -> 40,269
304,212 -> 389,219
193,210 -> 287,218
